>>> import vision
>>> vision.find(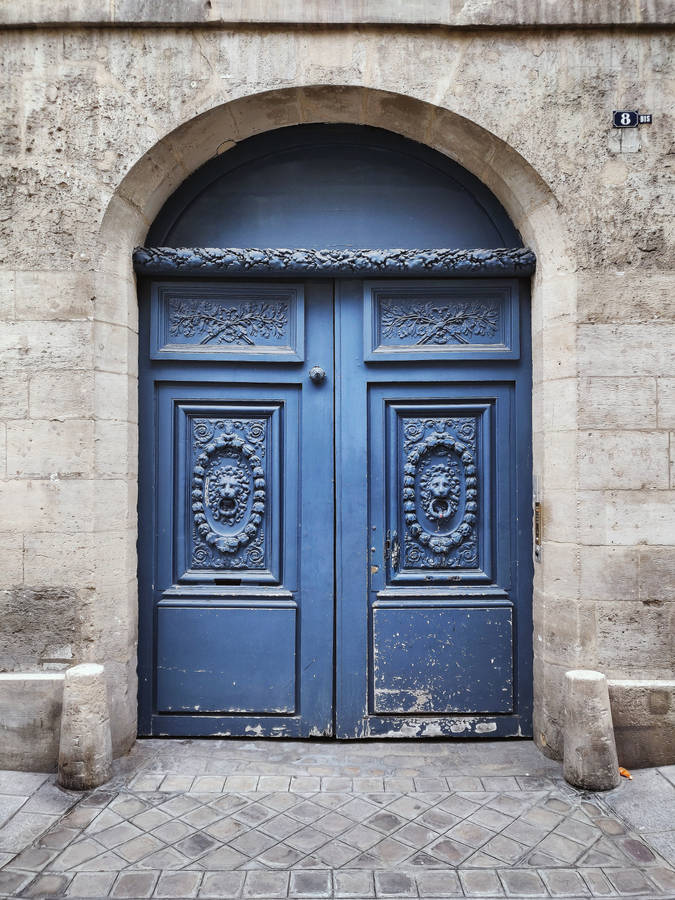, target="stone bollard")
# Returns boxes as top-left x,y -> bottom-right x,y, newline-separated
563,669 -> 620,791
58,663 -> 112,791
